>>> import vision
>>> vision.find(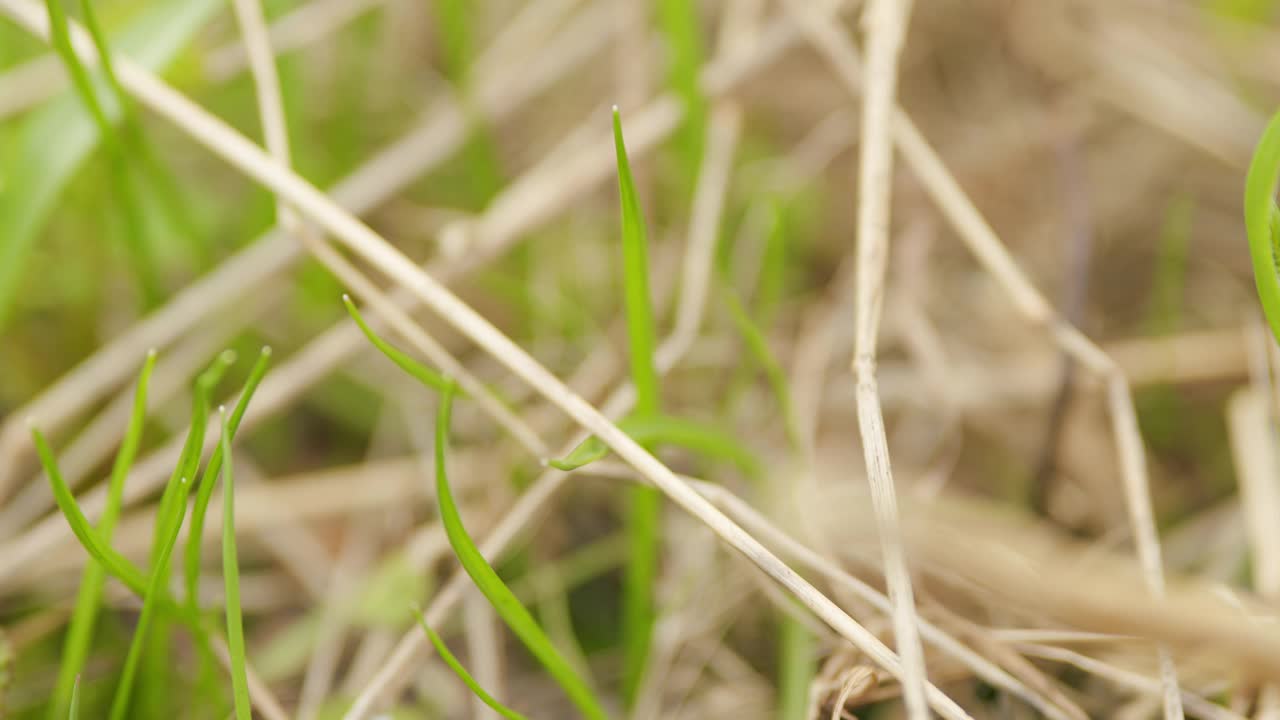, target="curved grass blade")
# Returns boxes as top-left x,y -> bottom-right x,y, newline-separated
434,386 -> 609,720
549,414 -> 760,479
31,427 -> 149,595
0,0 -> 222,332
1244,108 -> 1280,345
49,350 -> 155,720
721,285 -> 802,453
184,347 -> 271,612
108,470 -> 193,720
413,609 -> 531,720
613,106 -> 662,705
343,295 -> 452,392
219,409 -> 252,720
